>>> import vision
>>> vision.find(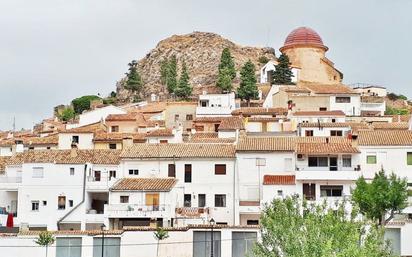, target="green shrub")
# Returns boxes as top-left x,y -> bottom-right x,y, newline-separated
71,95 -> 101,114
